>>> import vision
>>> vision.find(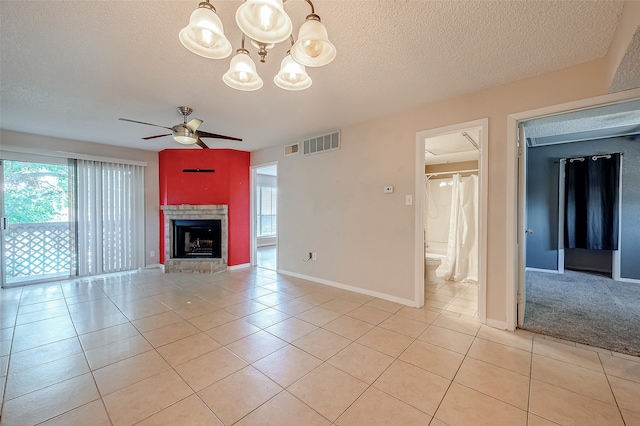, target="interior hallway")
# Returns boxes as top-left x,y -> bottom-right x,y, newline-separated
257,246 -> 276,271
0,267 -> 639,425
